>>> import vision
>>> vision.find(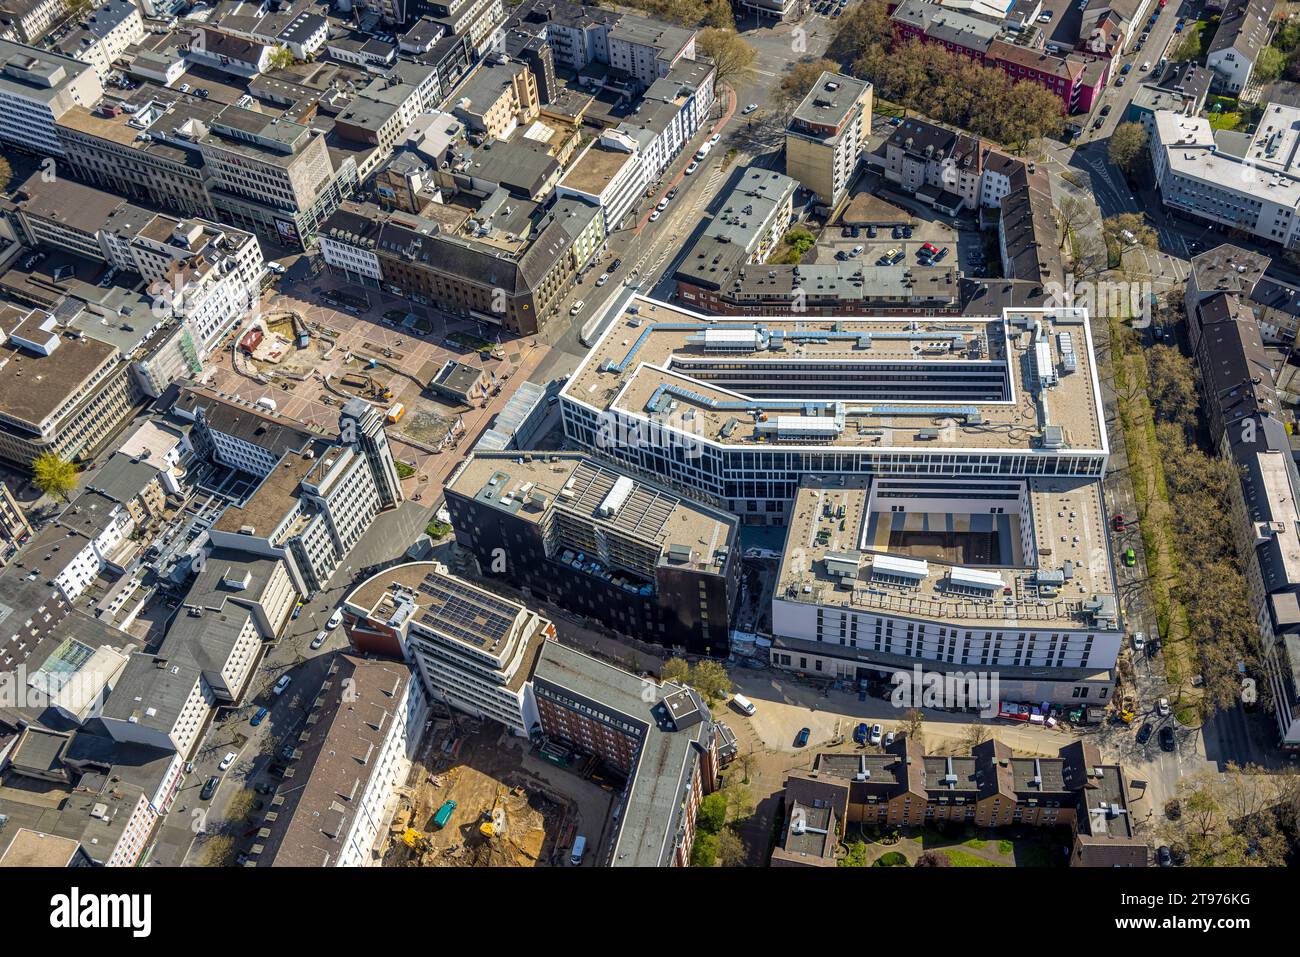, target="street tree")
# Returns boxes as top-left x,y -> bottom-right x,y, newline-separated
31,452 -> 77,501
697,28 -> 756,93
689,659 -> 732,701
661,657 -> 690,685
777,59 -> 839,109
1103,212 -> 1157,249
1108,122 -> 1148,175
901,708 -> 925,744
